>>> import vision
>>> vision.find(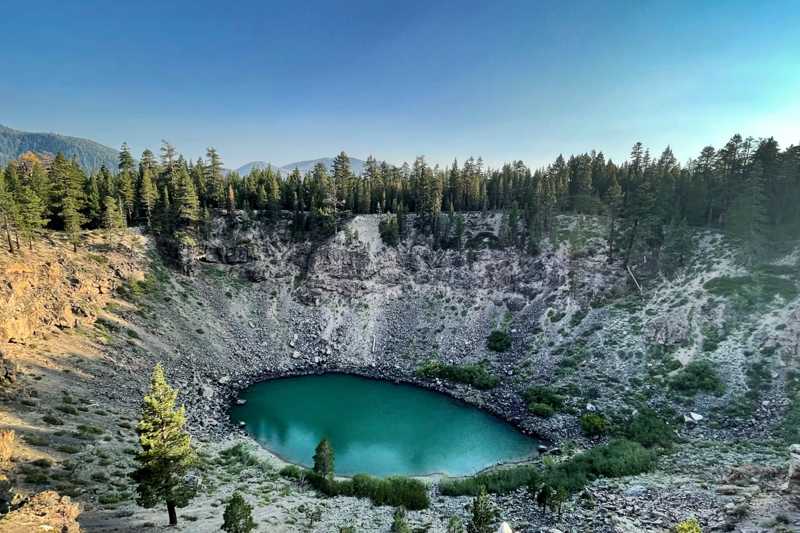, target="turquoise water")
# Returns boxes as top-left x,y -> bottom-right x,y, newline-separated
231,374 -> 537,477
